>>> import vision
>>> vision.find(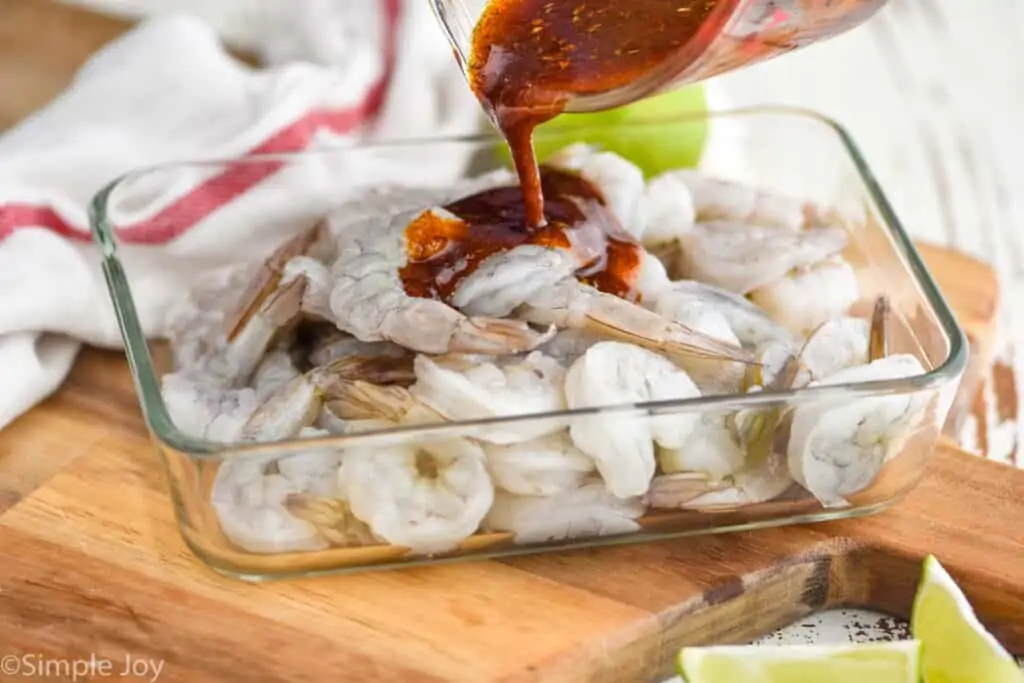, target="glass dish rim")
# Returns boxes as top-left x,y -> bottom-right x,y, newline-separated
88,104 -> 969,461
